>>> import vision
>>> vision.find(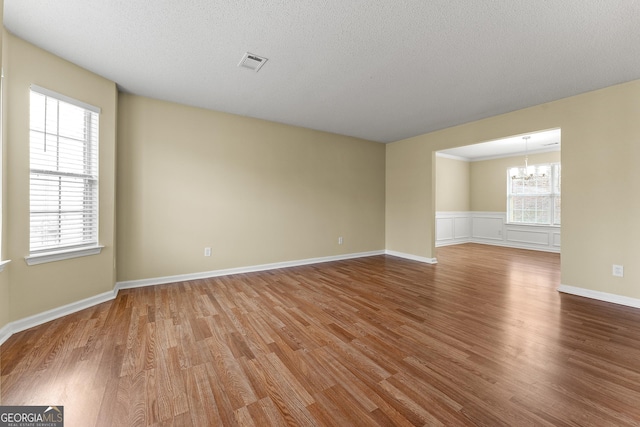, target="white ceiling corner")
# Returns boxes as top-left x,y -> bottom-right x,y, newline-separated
4,1 -> 640,144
